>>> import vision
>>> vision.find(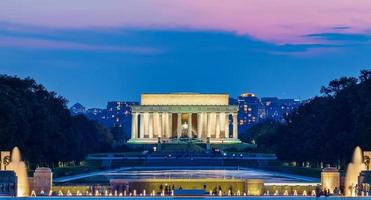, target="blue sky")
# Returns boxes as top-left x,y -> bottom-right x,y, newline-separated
0,0 -> 371,108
